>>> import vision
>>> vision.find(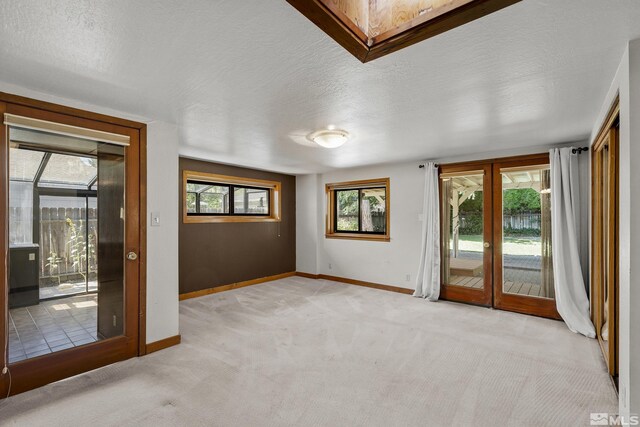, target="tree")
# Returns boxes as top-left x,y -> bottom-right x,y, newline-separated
459,190 -> 483,212
503,188 -> 540,213
337,190 -> 358,215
